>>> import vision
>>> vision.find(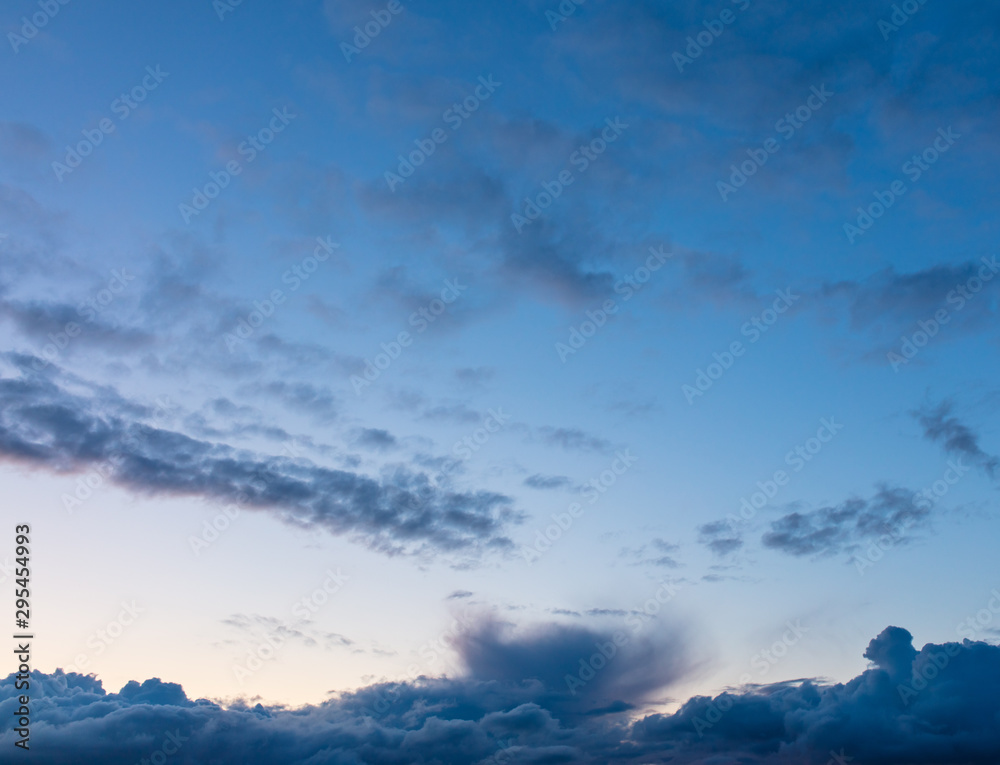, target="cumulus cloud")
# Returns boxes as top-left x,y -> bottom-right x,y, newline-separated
450,615 -> 692,718
5,626 -> 1000,763
0,353 -> 519,558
